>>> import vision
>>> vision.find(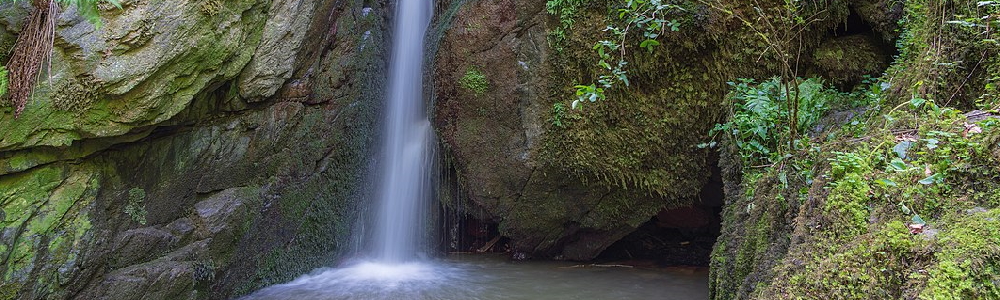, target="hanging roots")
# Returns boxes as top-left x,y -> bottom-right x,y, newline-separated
5,0 -> 57,117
